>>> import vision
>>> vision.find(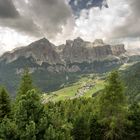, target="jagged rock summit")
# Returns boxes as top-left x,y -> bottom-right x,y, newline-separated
0,37 -> 134,94
0,38 -> 62,65
93,39 -> 105,46
0,37 -> 127,66
62,38 -> 126,63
